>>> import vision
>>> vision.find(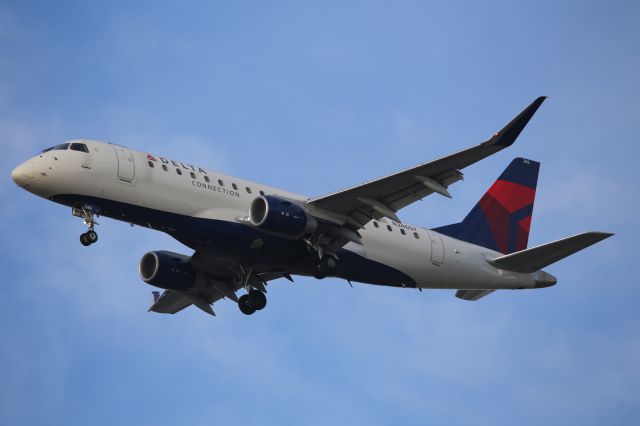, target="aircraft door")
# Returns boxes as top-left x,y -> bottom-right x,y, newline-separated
111,145 -> 135,182
428,231 -> 445,266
